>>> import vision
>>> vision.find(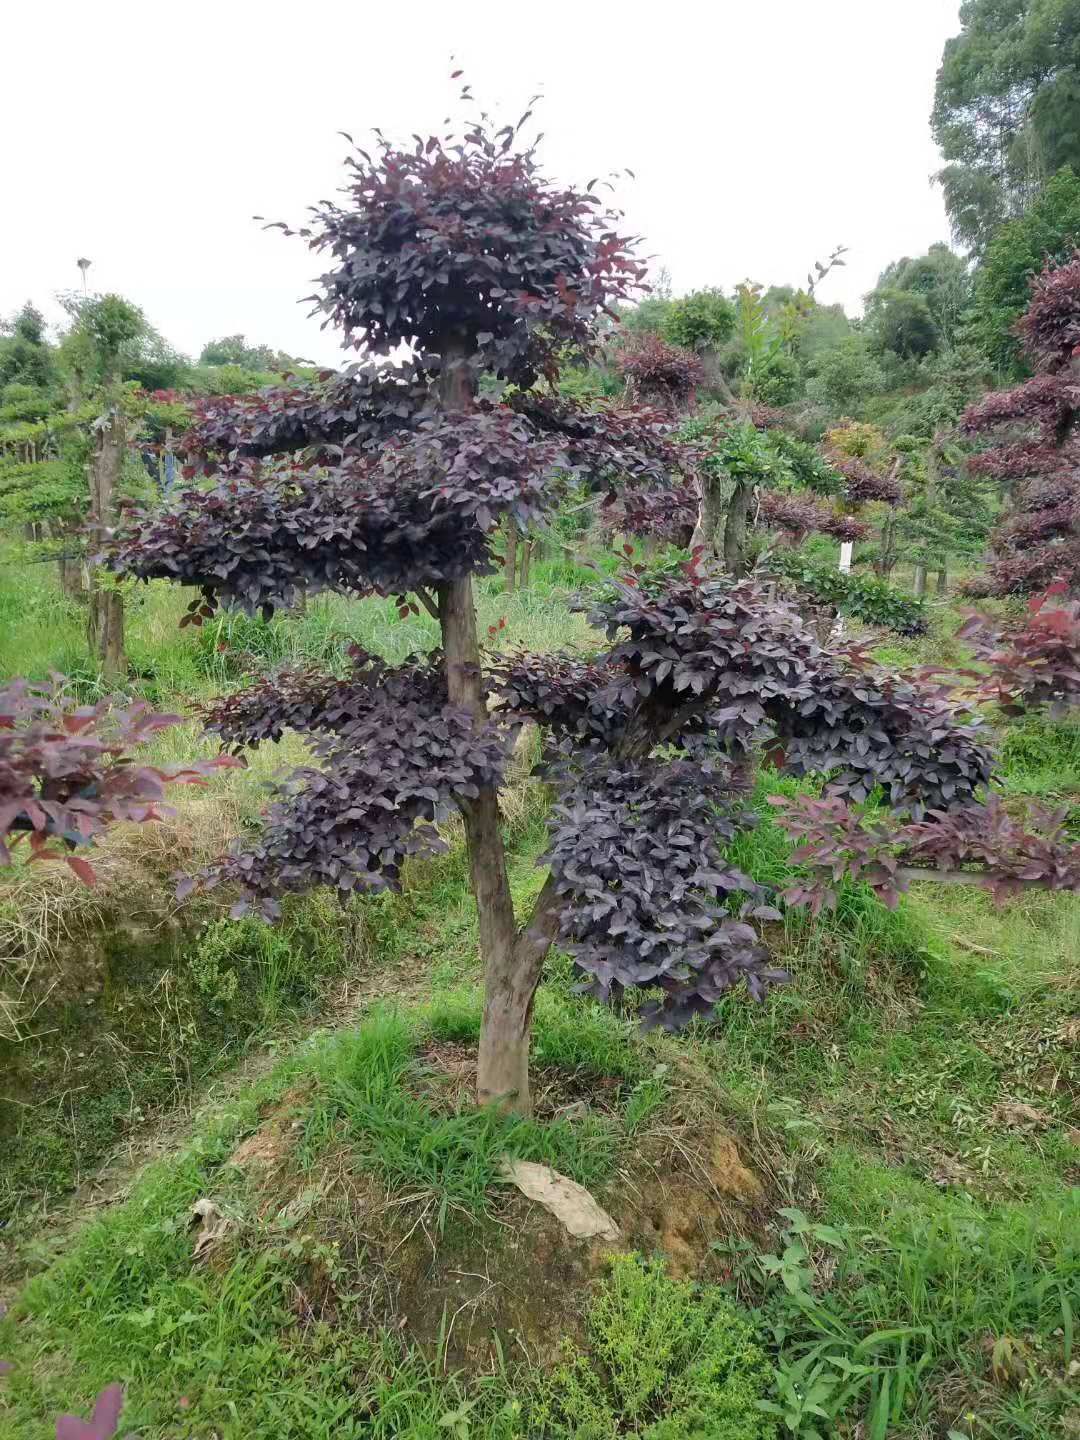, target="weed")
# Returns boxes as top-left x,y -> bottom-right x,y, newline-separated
532,1254 -> 776,1439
